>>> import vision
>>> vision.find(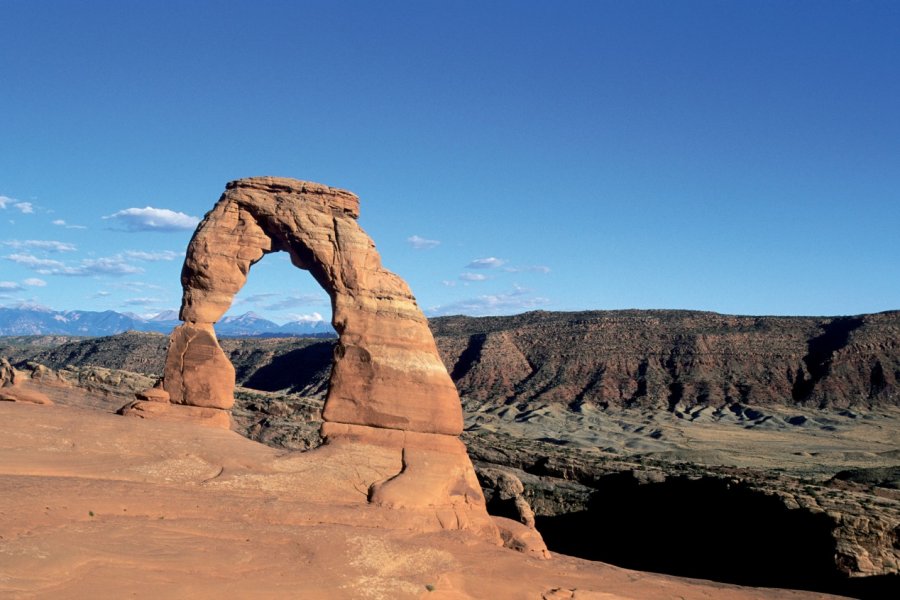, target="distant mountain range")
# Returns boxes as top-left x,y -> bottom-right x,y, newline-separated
0,306 -> 335,337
